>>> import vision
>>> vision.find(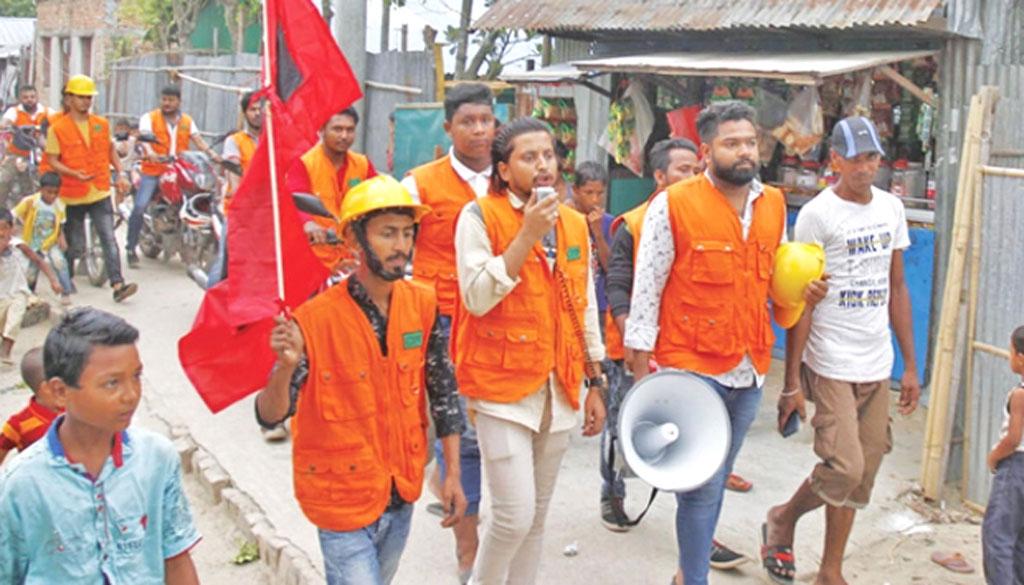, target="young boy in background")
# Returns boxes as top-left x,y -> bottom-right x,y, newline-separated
0,308 -> 201,584
13,171 -> 74,304
0,207 -> 64,365
982,325 -> 1024,585
0,347 -> 63,464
